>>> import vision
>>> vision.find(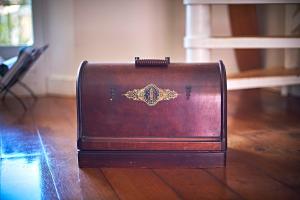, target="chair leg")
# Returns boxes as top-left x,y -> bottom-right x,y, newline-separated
3,89 -> 27,111
1,89 -> 8,102
18,81 -> 37,100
